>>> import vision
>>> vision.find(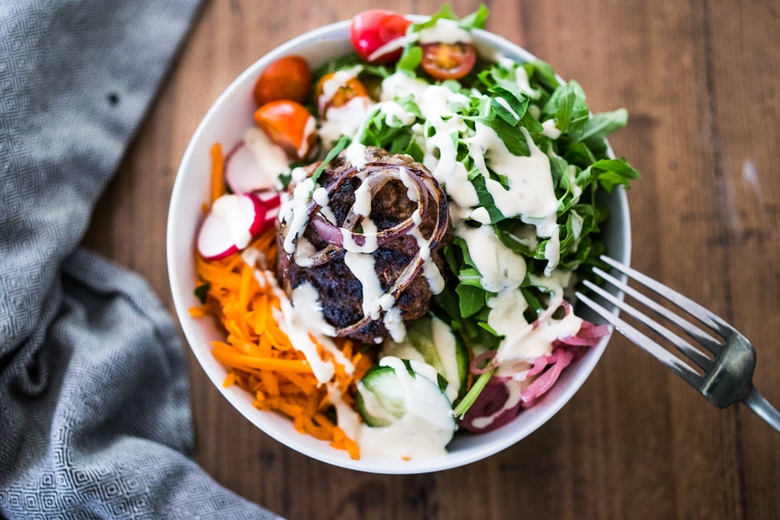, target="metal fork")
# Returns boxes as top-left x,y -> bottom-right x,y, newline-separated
575,255 -> 780,434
